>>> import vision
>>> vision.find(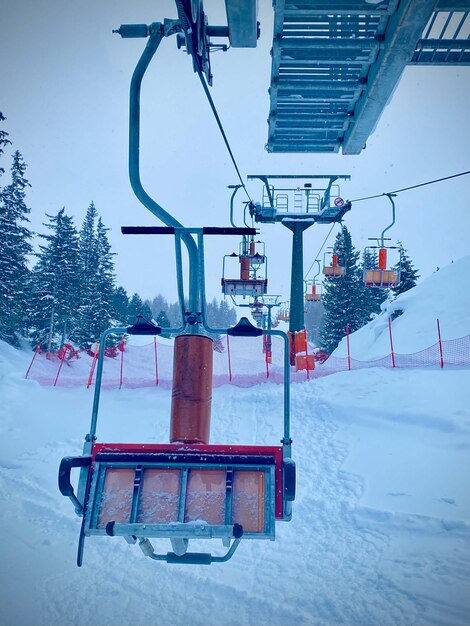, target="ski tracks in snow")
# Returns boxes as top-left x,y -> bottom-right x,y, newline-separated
1,377 -> 469,626
237,381 -> 423,626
